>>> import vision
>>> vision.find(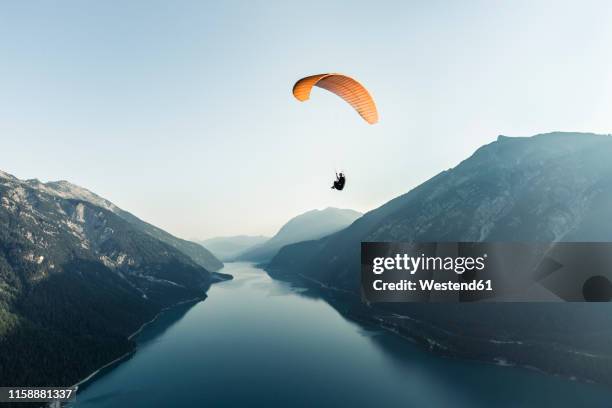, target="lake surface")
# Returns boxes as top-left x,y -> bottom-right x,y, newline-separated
72,262 -> 612,407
